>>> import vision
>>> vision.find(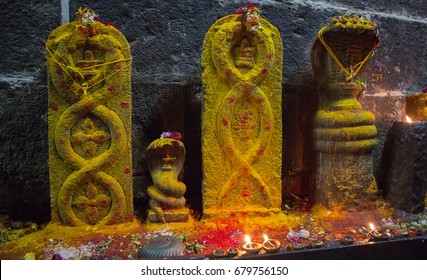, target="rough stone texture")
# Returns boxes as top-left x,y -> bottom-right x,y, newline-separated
377,121 -> 427,214
0,0 -> 60,220
201,12 -> 283,218
311,15 -> 379,210
359,93 -> 406,177
0,0 -> 426,219
315,152 -> 377,209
